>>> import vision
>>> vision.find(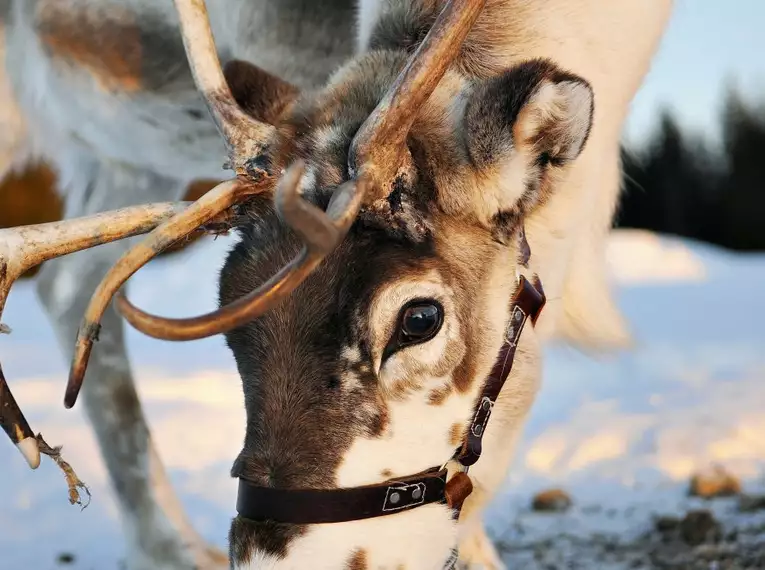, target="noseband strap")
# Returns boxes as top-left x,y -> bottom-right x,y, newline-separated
237,467 -> 449,524
236,274 -> 546,527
